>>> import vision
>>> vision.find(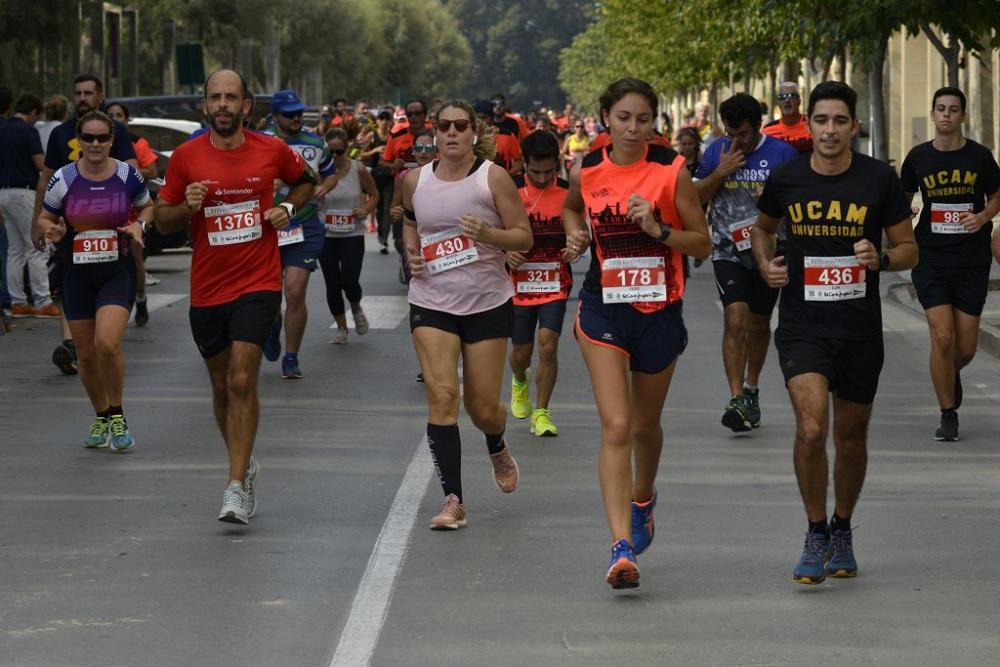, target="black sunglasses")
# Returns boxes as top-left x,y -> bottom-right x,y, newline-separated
280,110 -> 303,119
412,144 -> 436,153
436,118 -> 471,132
331,148 -> 346,156
405,109 -> 425,118
79,132 -> 112,144
777,93 -> 799,101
